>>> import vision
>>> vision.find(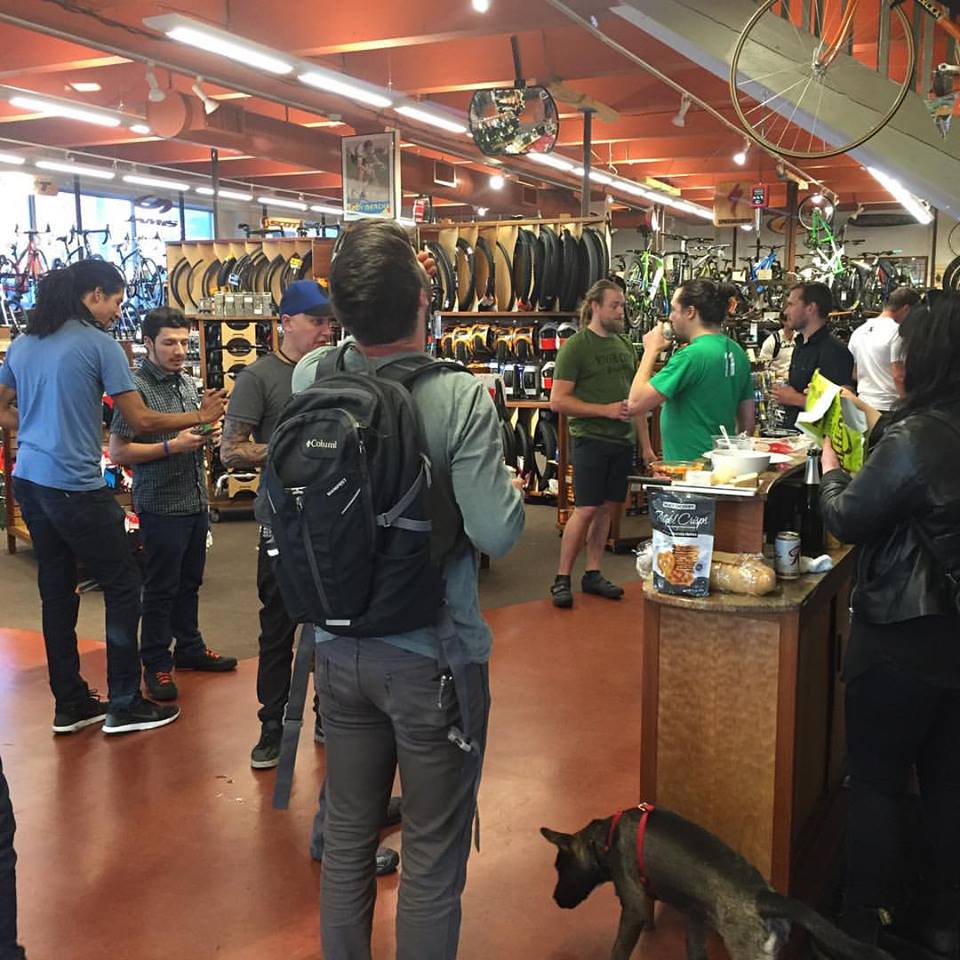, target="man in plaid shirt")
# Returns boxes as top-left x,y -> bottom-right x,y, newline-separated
109,307 -> 237,701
